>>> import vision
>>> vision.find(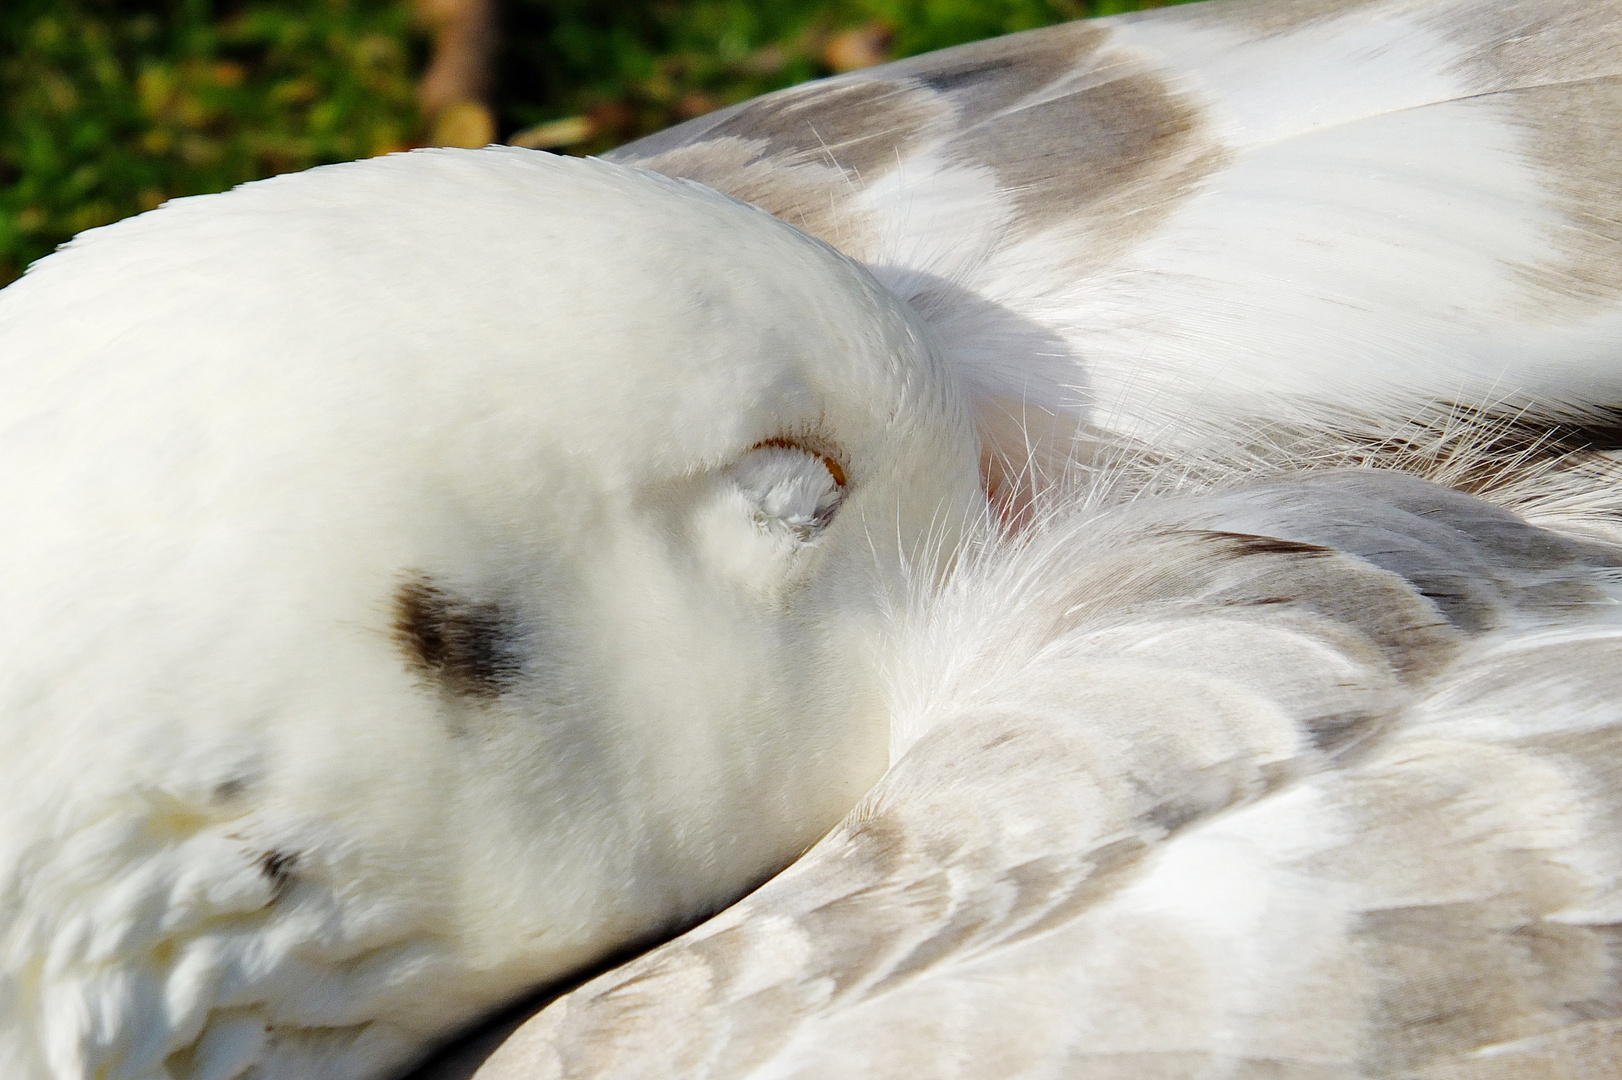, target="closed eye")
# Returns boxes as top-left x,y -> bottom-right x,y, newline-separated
733,439 -> 849,540
752,438 -> 847,488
